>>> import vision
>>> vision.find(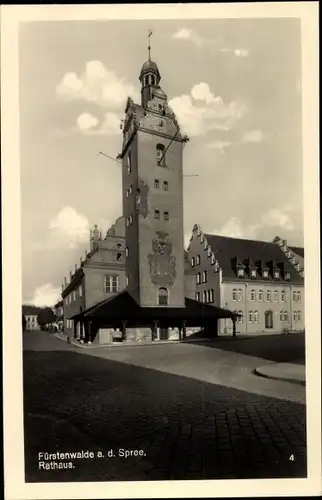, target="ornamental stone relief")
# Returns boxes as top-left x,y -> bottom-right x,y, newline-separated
148,231 -> 176,286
